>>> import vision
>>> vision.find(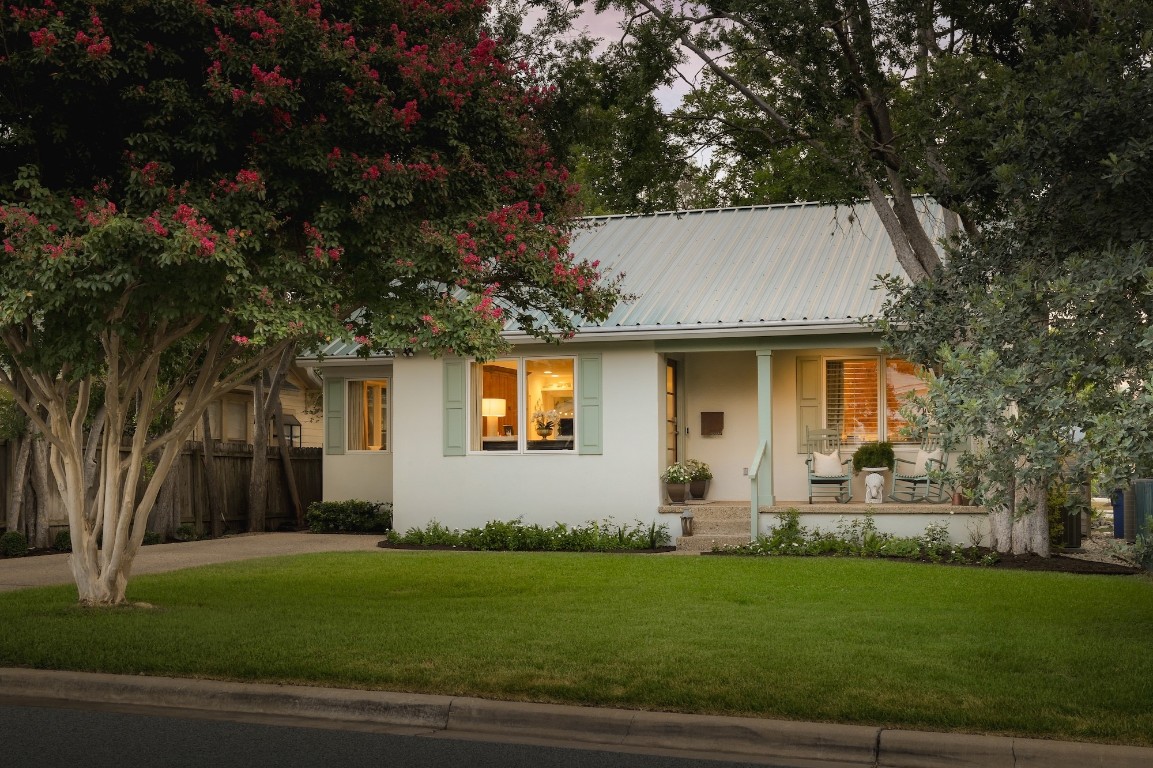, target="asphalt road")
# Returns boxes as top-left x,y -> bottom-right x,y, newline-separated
0,700 -> 812,768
